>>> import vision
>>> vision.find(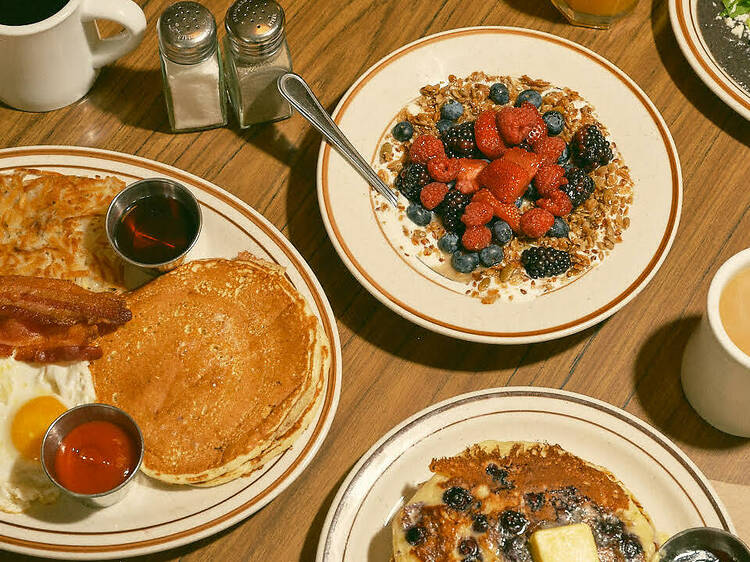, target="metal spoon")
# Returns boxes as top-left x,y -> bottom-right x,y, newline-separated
277,72 -> 399,208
